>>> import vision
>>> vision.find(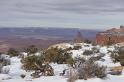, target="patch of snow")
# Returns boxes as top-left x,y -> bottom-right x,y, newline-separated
107,46 -> 115,52
76,78 -> 101,82
50,63 -> 68,76
1,76 -> 67,82
100,46 -> 108,54
0,74 -> 11,80
0,54 -> 10,60
71,50 -> 84,58
4,57 -> 26,78
97,53 -> 121,67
